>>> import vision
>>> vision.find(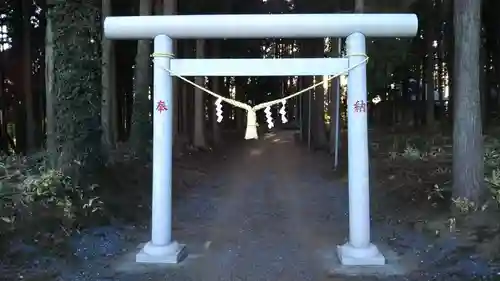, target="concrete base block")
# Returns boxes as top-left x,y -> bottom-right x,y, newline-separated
337,242 -> 385,266
136,241 -> 187,264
